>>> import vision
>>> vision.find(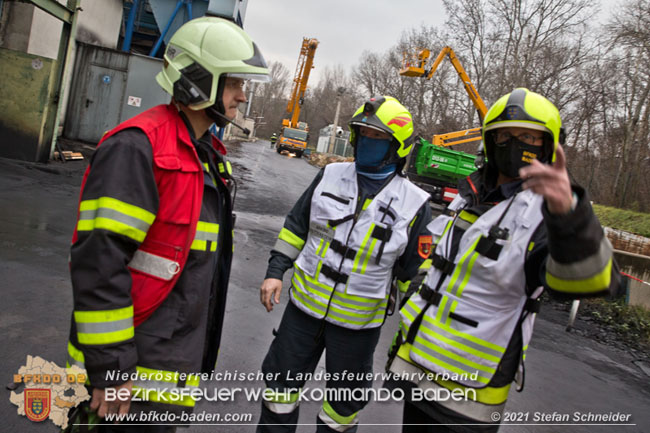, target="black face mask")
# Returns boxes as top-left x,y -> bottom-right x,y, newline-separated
492,138 -> 542,179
